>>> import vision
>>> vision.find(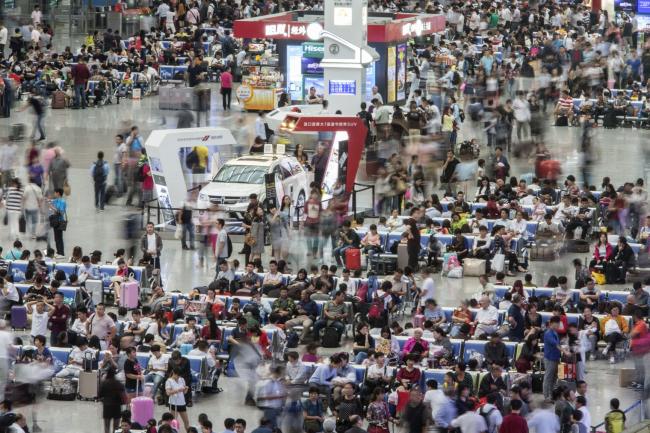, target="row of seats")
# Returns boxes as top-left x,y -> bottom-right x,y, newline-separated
5,260 -> 146,288
492,285 -> 632,306
14,284 -> 83,308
